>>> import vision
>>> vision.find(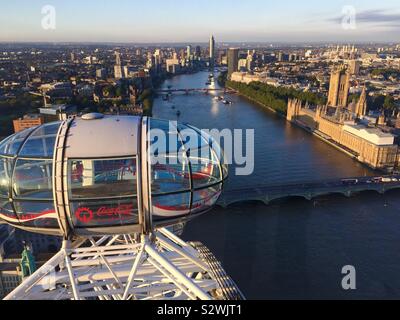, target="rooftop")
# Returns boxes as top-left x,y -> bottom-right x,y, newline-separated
344,124 -> 396,146
16,114 -> 43,121
347,124 -> 395,138
0,262 -> 18,272
38,104 -> 77,116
